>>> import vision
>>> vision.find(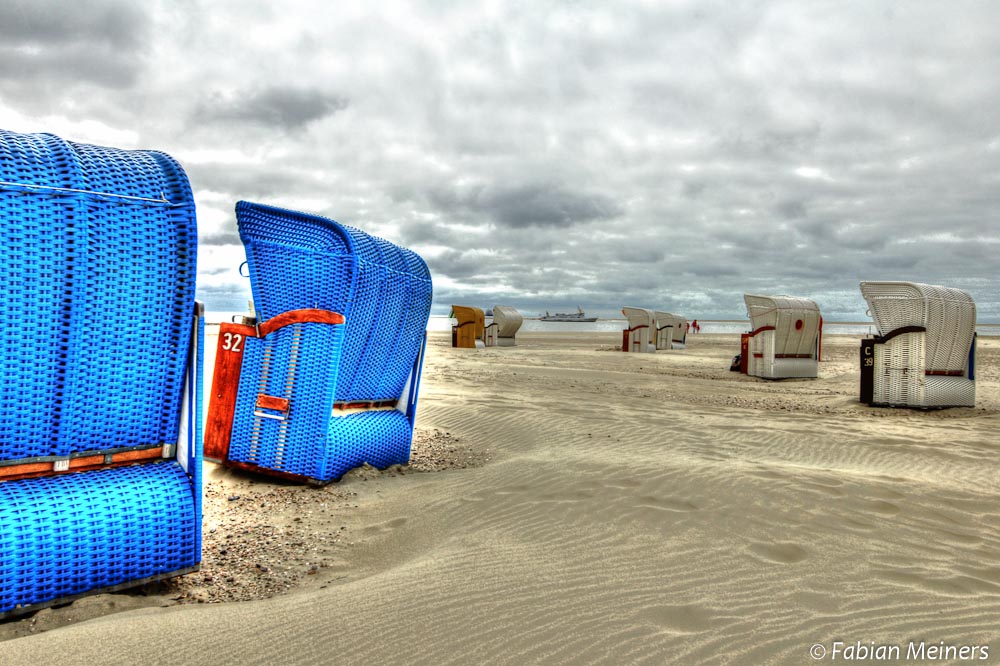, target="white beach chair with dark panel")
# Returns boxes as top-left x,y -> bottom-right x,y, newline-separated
622,307 -> 655,353
740,294 -> 821,379
653,311 -> 687,350
489,305 -> 523,346
859,281 -> 976,408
